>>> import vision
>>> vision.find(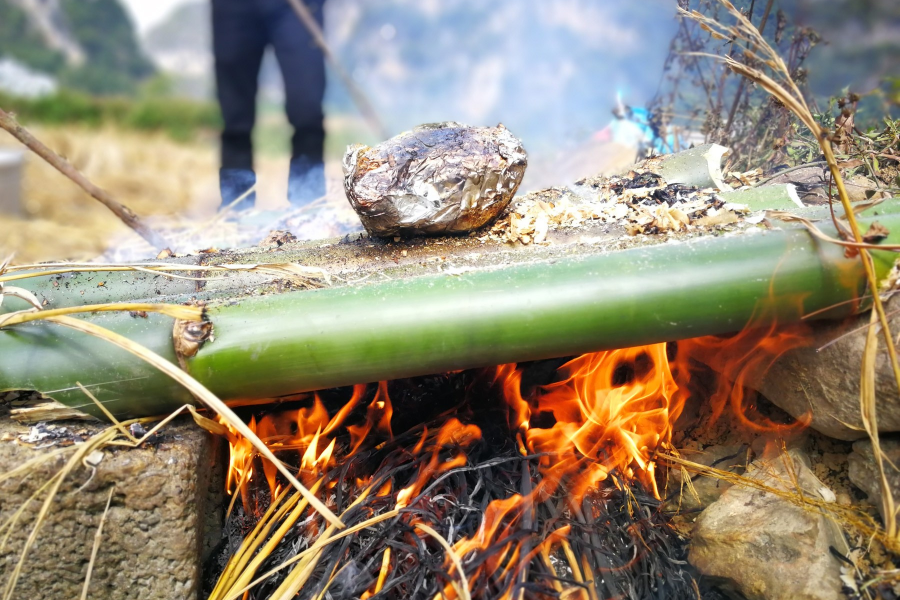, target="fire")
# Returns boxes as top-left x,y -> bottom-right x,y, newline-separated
216,326 -> 809,599
507,343 -> 686,499
218,382 -> 393,503
396,418 -> 482,508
